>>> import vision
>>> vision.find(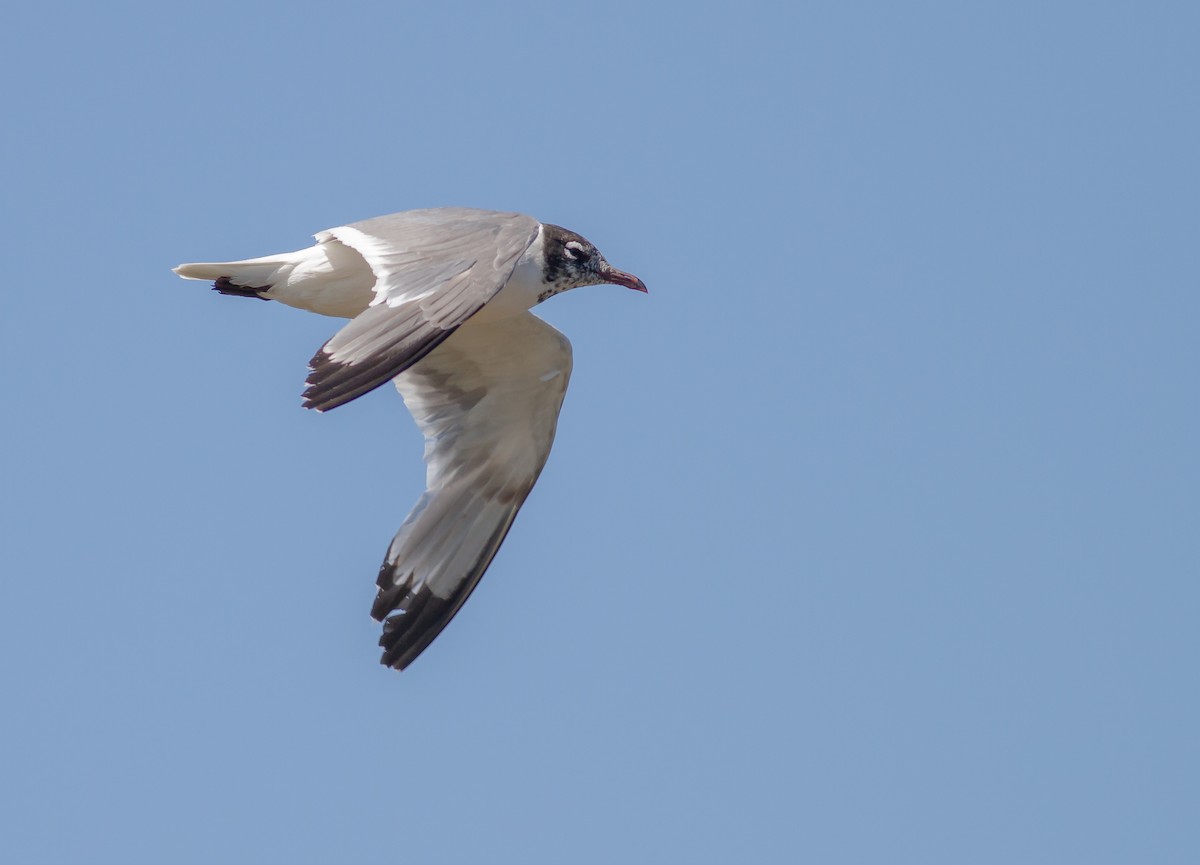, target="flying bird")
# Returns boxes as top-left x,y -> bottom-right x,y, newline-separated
174,208 -> 646,670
